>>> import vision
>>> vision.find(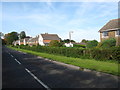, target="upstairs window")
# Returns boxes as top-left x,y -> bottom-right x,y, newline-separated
116,29 -> 120,36
103,31 -> 108,37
